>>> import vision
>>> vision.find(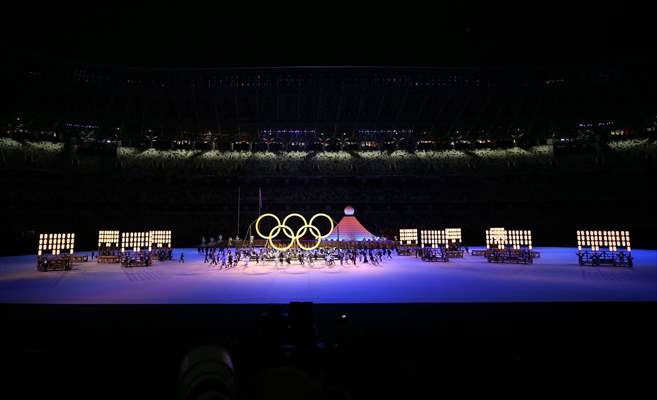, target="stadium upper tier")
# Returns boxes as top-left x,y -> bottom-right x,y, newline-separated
1,137 -> 655,177
3,65 -> 656,145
